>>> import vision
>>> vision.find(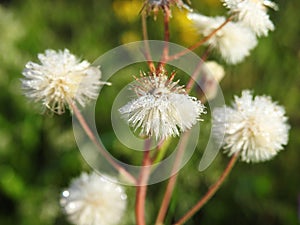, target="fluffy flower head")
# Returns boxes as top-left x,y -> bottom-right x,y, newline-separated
205,61 -> 225,83
199,61 -> 225,101
119,71 -> 205,140
221,0 -> 278,36
188,13 -> 257,64
213,90 -> 290,163
60,172 -> 127,225
22,49 -> 108,114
